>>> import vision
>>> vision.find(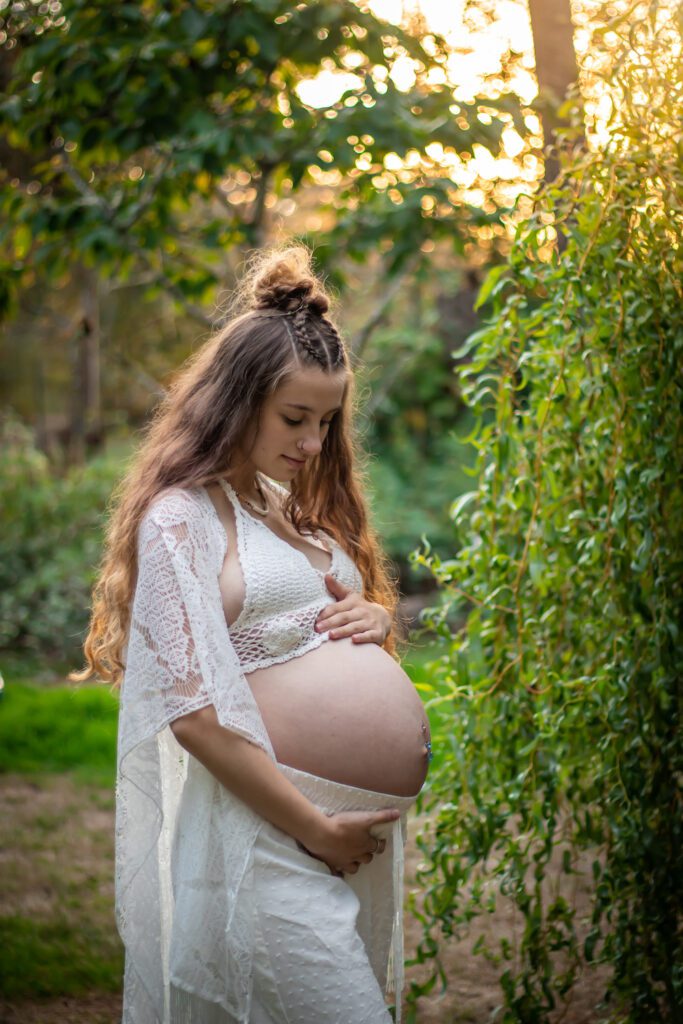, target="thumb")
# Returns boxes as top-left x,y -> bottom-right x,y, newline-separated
324,572 -> 350,598
366,808 -> 401,826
